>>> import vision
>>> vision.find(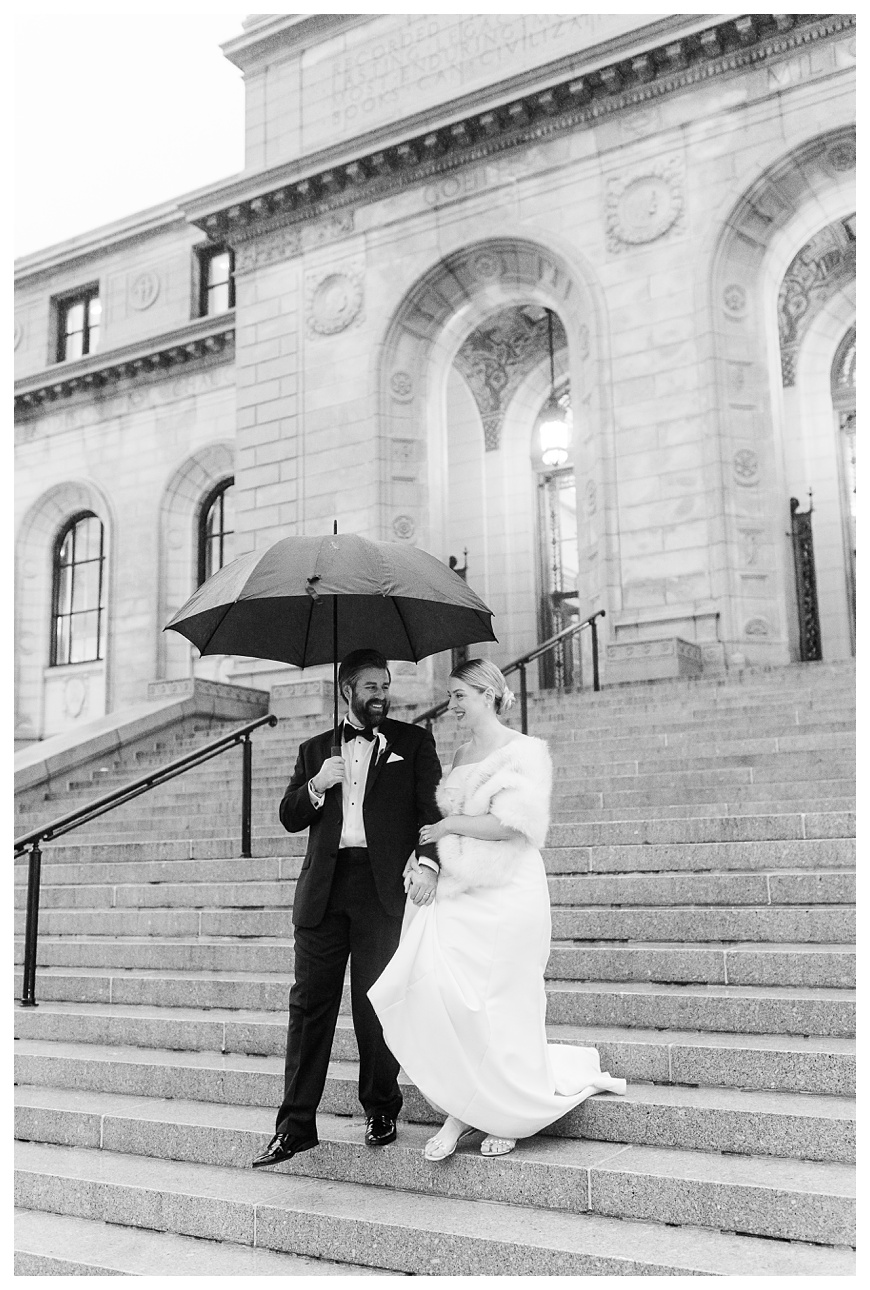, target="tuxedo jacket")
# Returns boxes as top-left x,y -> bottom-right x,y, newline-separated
279,717 -> 443,928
